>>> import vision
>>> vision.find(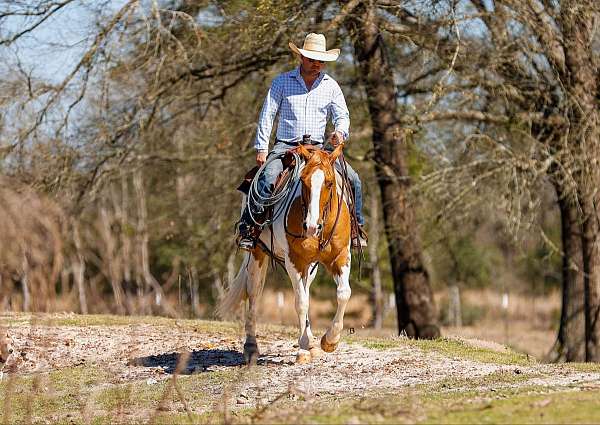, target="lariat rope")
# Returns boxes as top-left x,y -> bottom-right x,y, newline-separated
246,151 -> 303,227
